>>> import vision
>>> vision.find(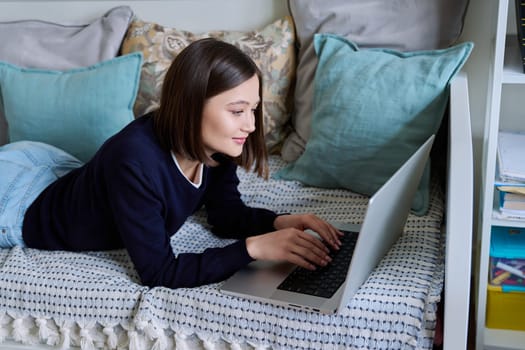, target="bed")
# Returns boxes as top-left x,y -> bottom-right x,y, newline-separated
0,1 -> 473,349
